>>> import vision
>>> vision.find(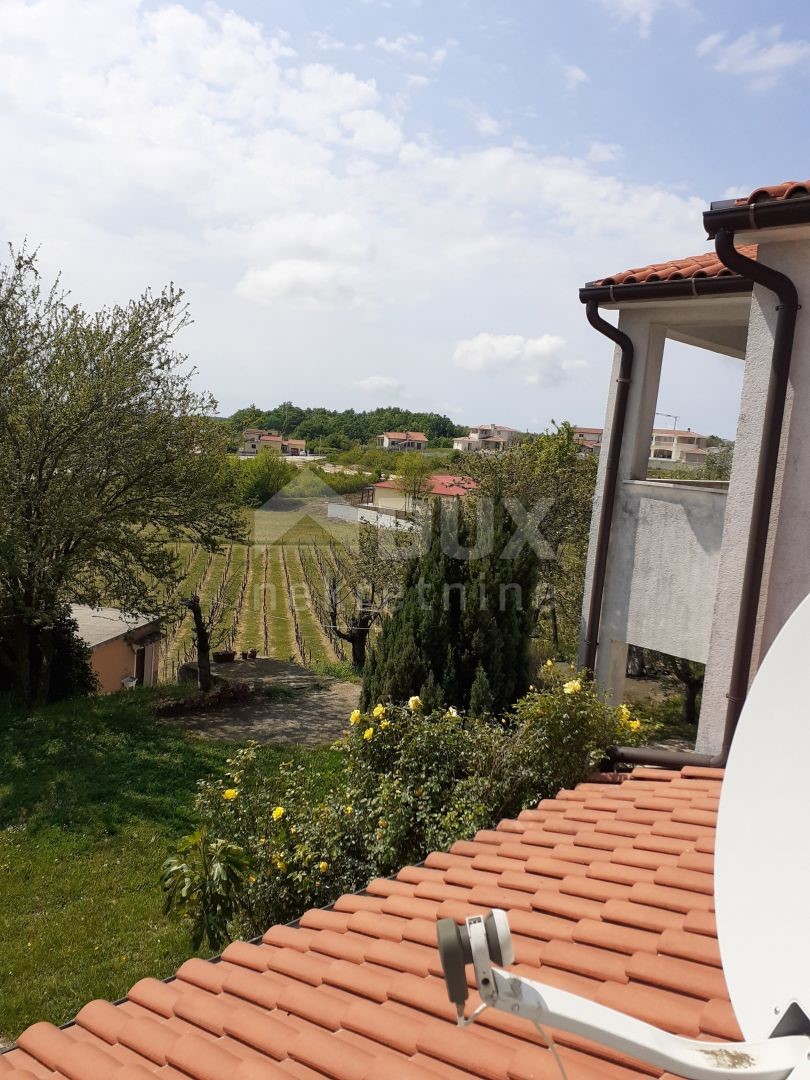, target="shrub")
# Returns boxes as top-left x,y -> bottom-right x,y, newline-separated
163,675 -> 648,948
